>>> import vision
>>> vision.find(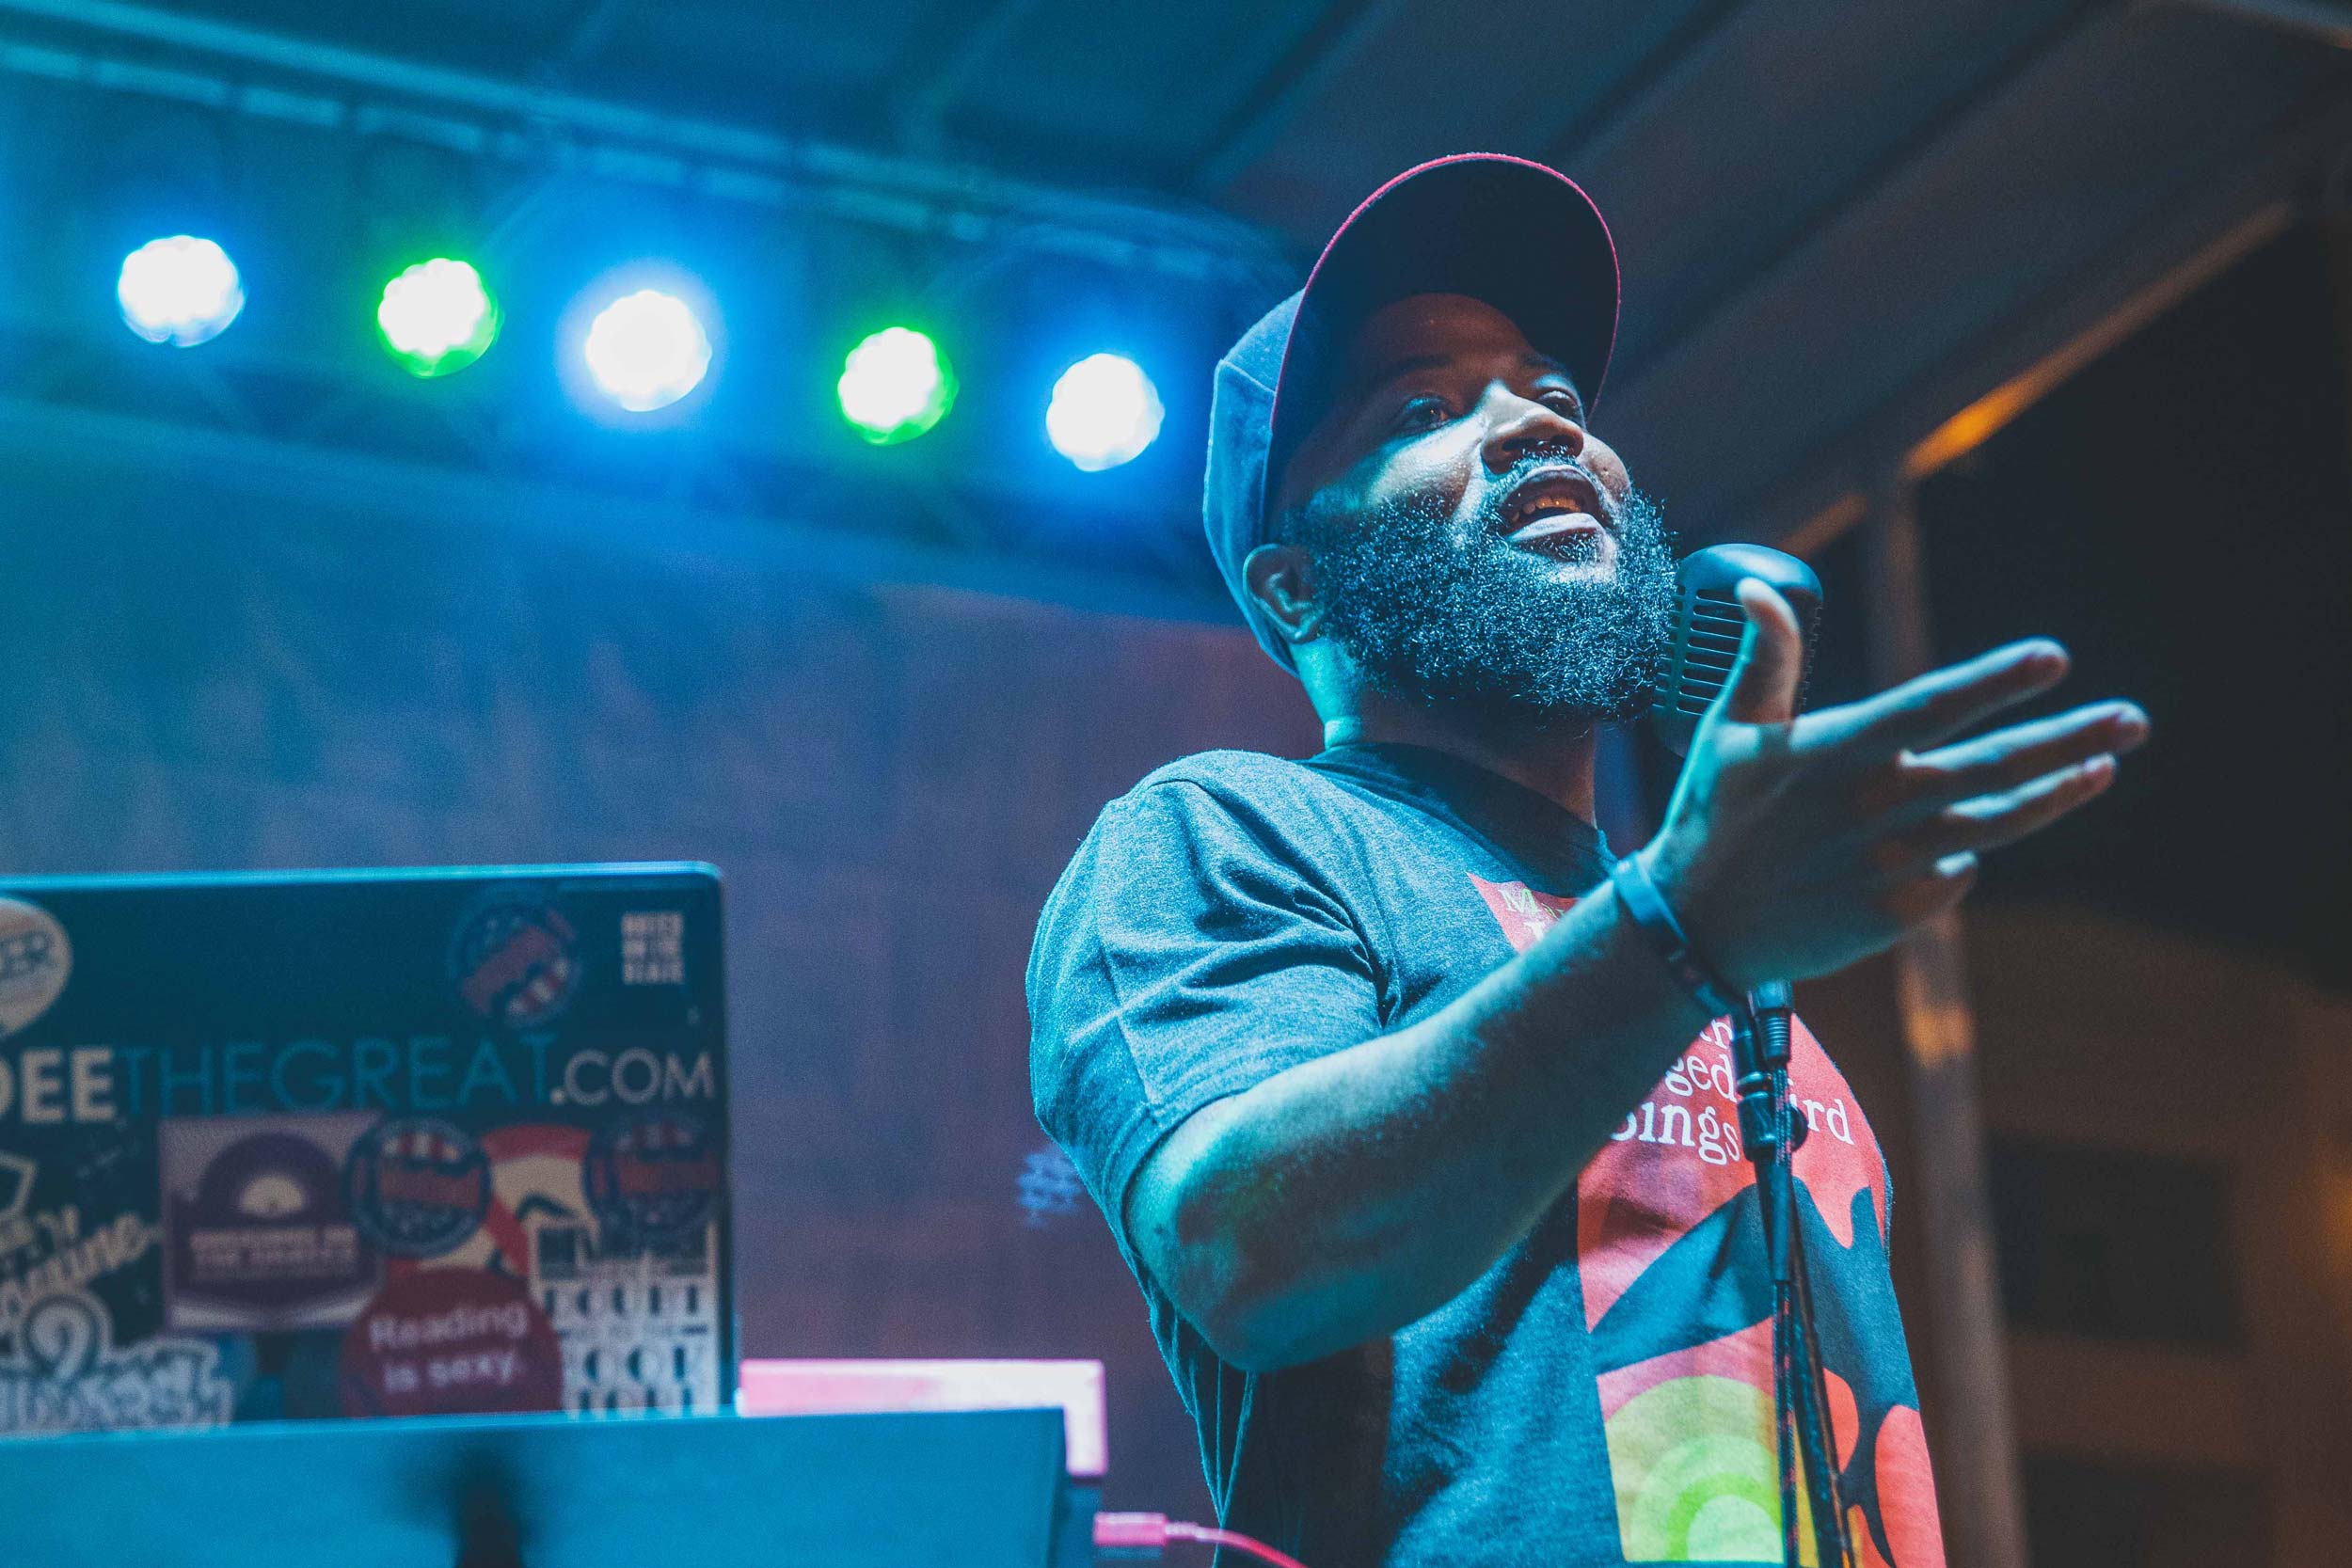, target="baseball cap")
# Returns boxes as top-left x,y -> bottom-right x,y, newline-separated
1203,153 -> 1621,671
